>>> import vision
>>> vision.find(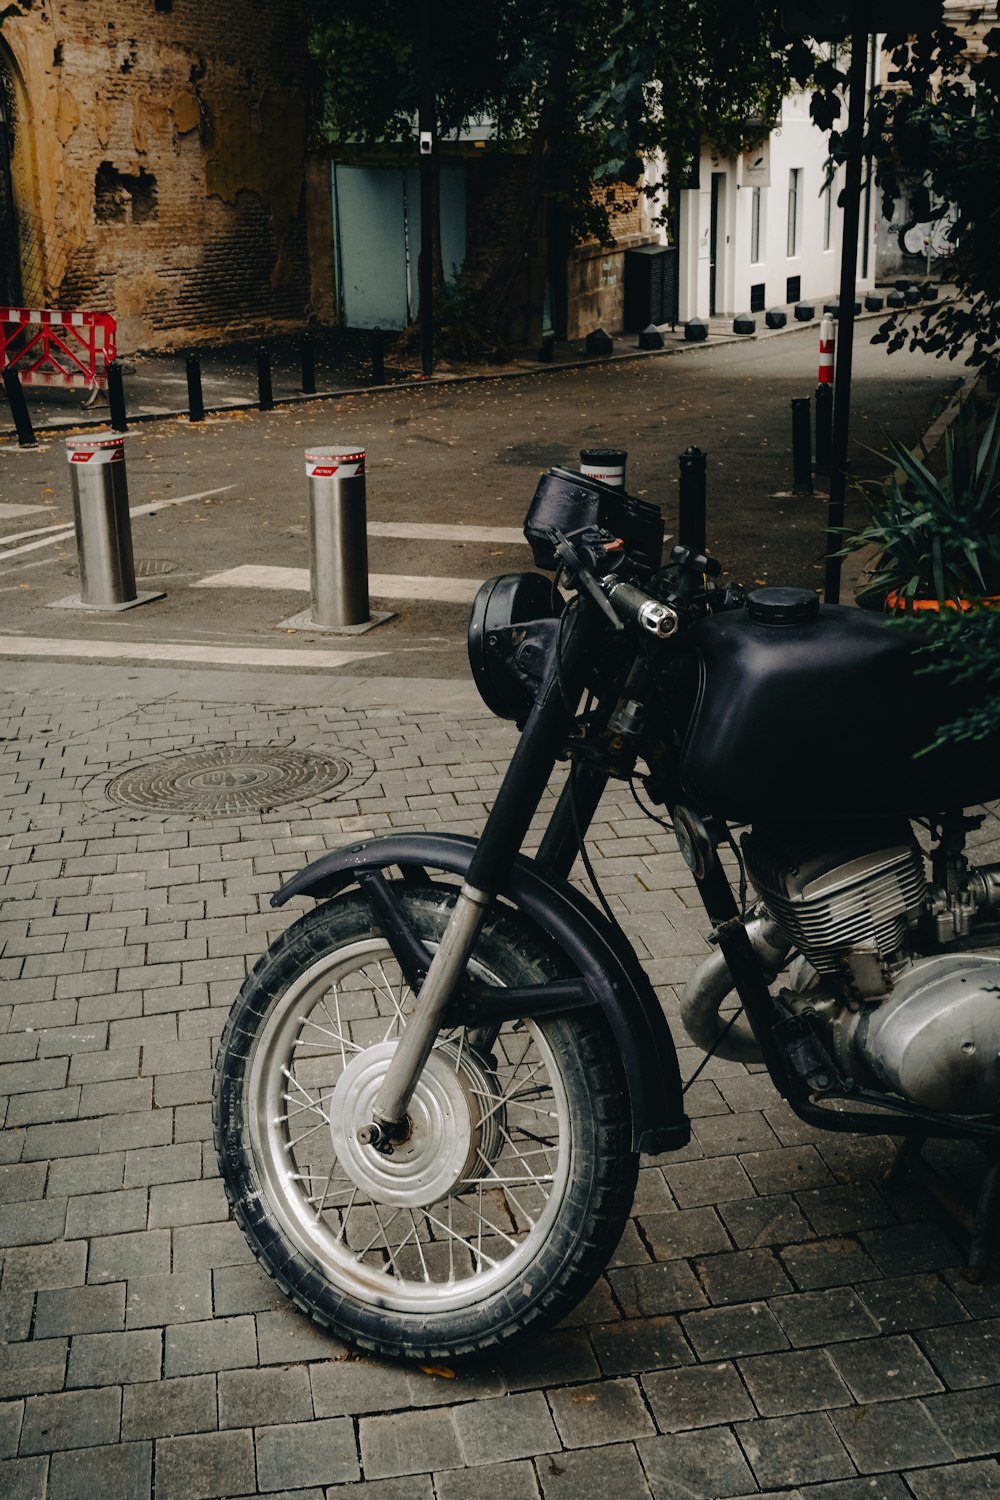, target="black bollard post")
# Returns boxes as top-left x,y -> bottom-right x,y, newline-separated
2,368 -> 38,448
815,383 -> 833,473
257,346 -> 274,411
301,335 -> 316,396
371,327 -> 385,386
106,360 -> 128,433
678,446 -> 707,554
186,353 -> 205,423
791,398 -> 813,494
